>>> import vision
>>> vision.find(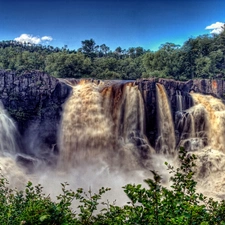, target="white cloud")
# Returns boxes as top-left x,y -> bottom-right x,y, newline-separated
14,34 -> 41,44
205,22 -> 225,34
41,36 -> 53,41
14,34 -> 53,44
